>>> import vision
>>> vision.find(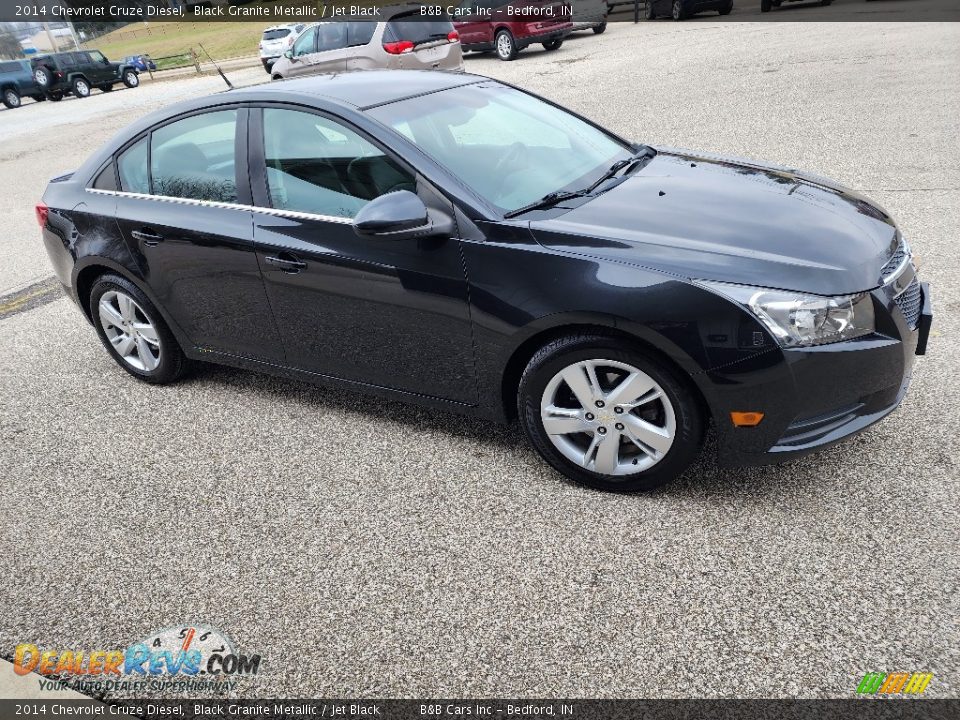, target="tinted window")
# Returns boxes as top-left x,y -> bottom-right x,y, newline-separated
384,15 -> 453,46
316,23 -> 348,52
347,22 -> 376,47
89,51 -> 106,63
262,108 -> 415,219
117,137 -> 149,194
76,52 -> 93,64
93,163 -> 118,191
262,28 -> 291,40
292,25 -> 317,55
150,110 -> 238,202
